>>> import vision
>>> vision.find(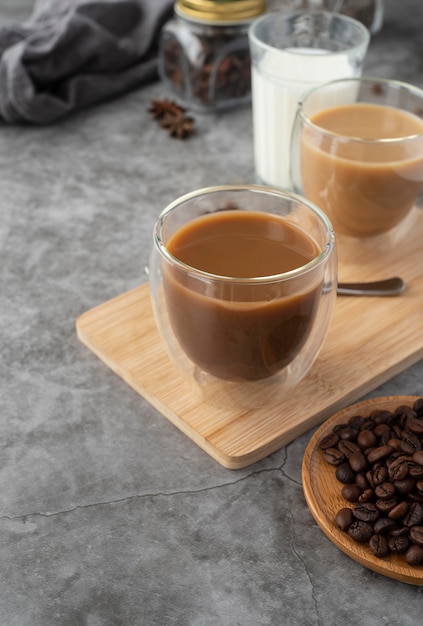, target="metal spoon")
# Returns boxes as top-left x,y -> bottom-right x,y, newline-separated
337,277 -> 406,297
